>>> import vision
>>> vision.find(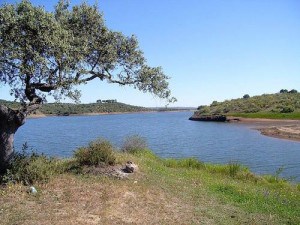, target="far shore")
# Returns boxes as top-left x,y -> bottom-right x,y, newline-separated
228,116 -> 300,142
27,109 -> 194,118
